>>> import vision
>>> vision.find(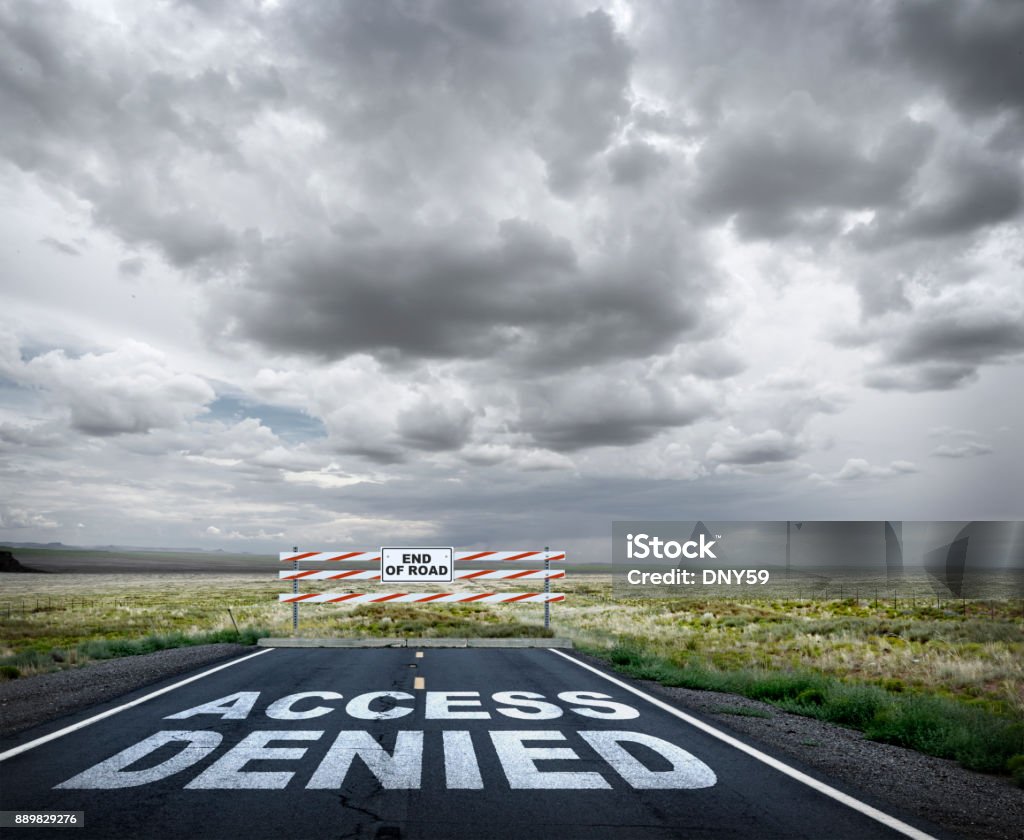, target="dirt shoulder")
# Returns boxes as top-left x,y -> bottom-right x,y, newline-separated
0,643 -> 251,737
